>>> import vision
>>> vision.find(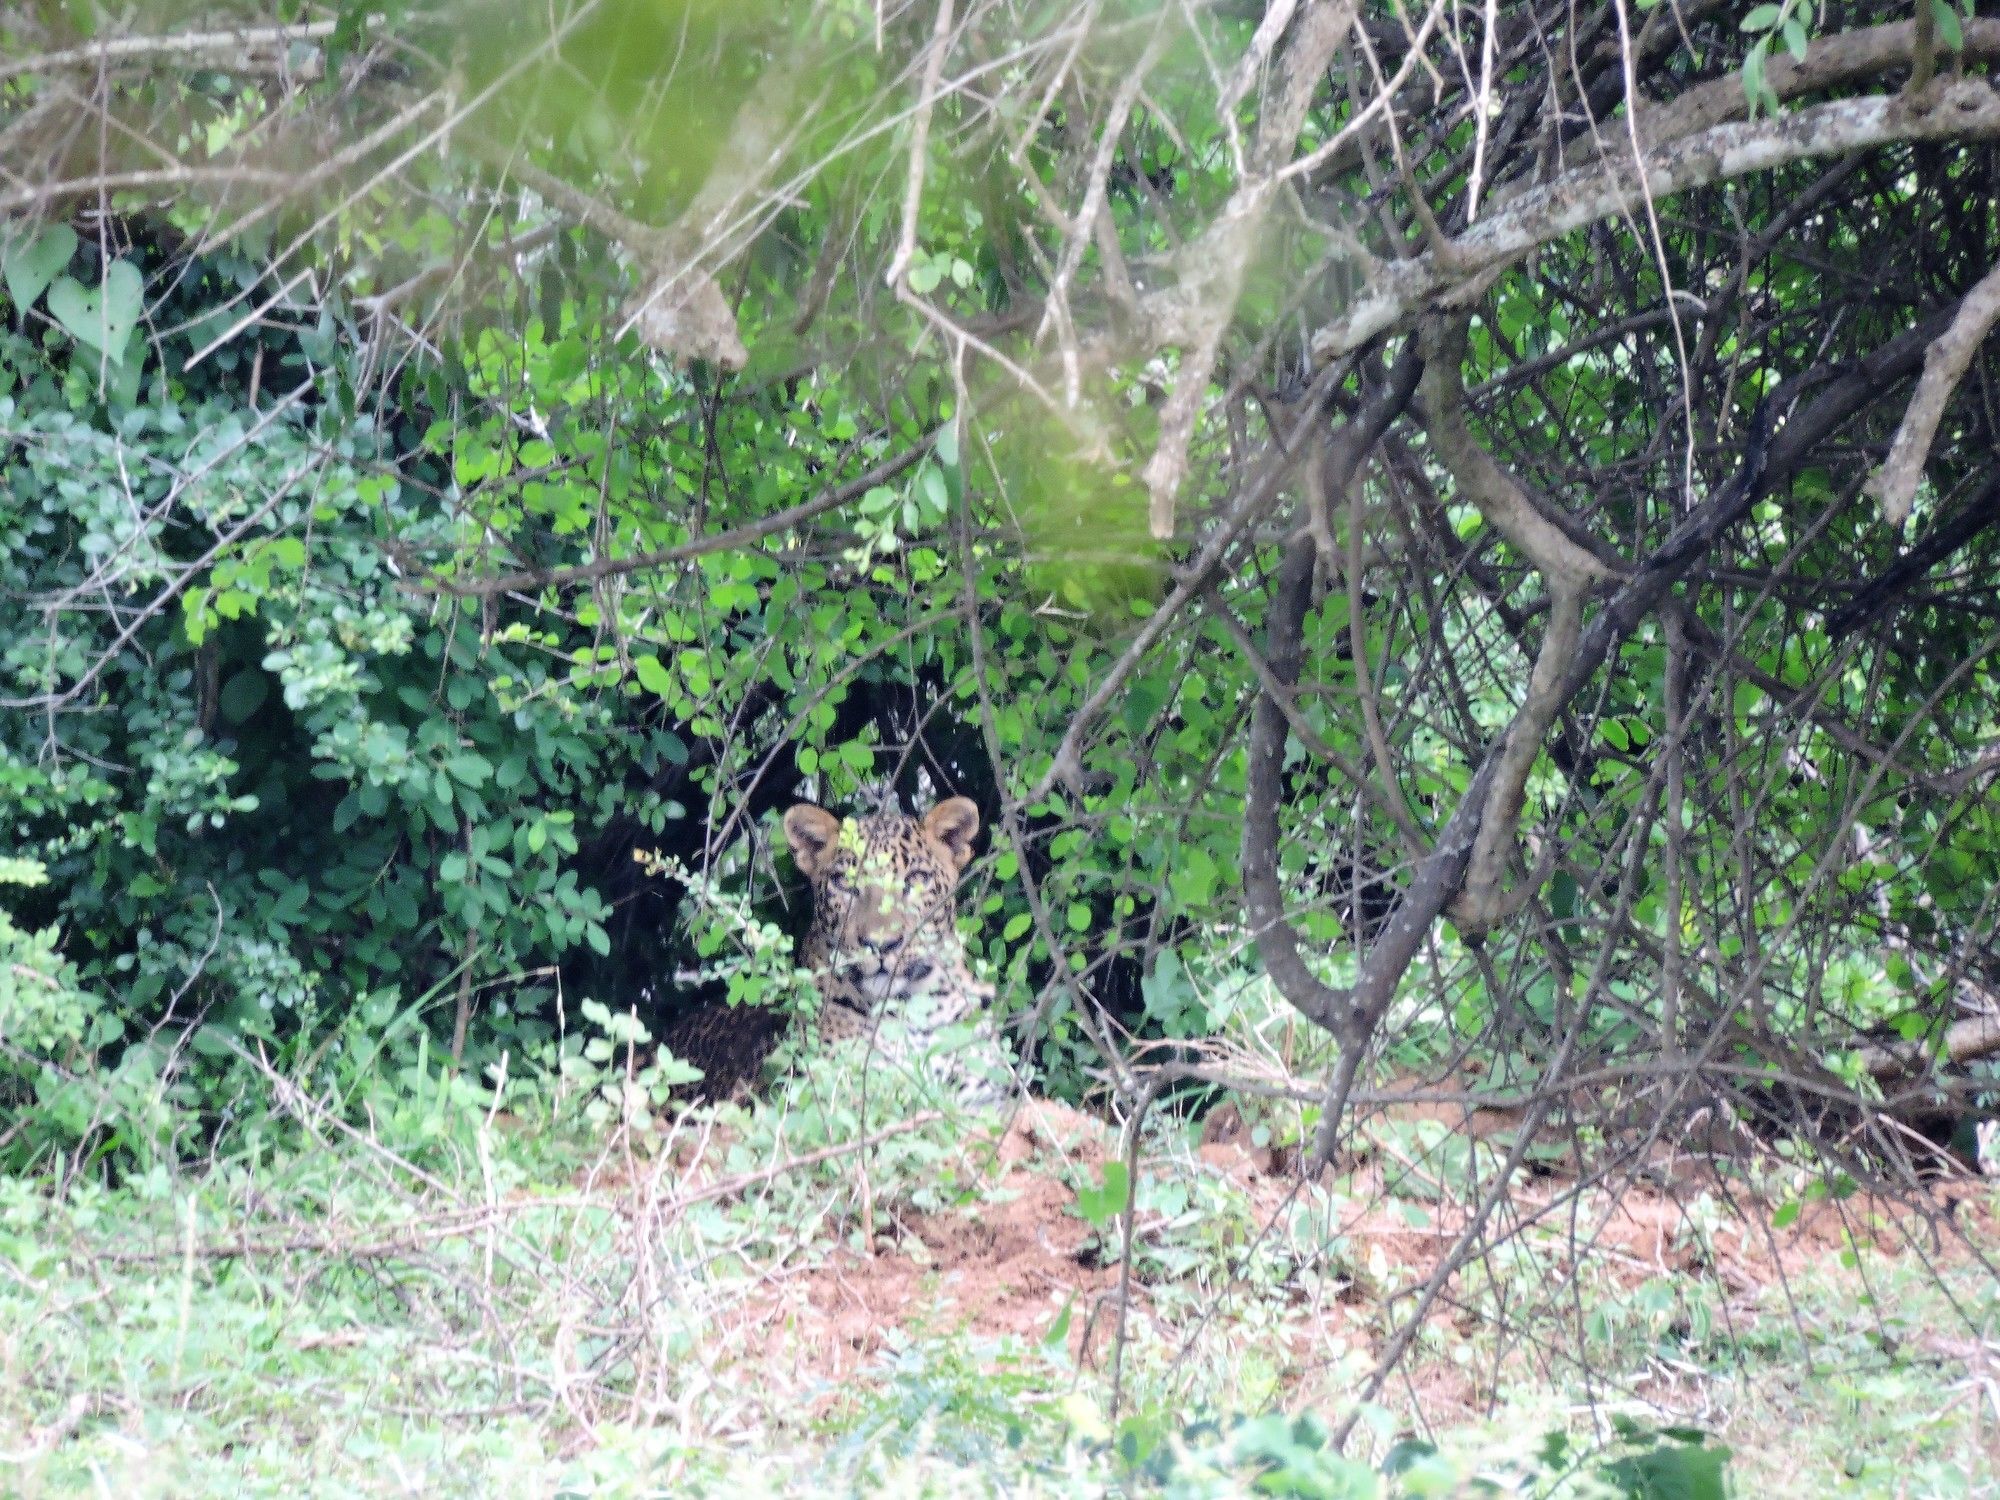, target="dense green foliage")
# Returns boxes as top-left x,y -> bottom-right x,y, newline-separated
3,242 -> 623,1156
0,219 -> 1196,1164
